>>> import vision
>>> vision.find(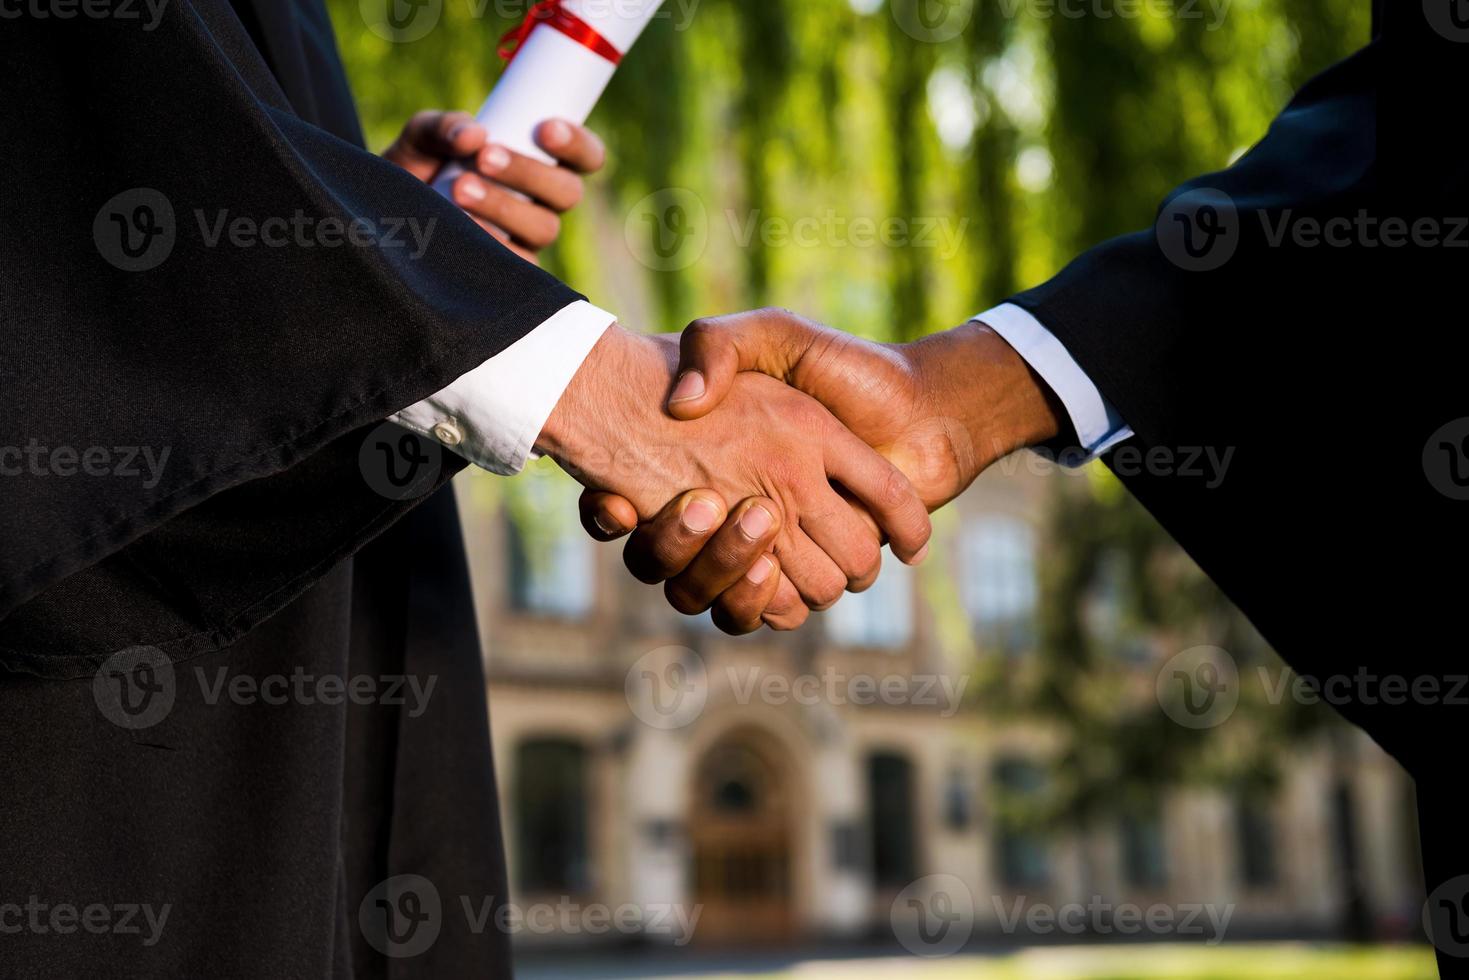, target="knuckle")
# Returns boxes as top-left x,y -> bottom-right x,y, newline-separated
530,212 -> 562,248
764,457 -> 804,494
907,509 -> 934,548
683,317 -> 715,342
878,466 -> 916,511
709,536 -> 758,573
471,187 -> 505,221
649,535 -> 691,579
719,617 -> 757,637
664,580 -> 709,617
437,112 -> 465,137
806,572 -> 846,611
710,600 -> 756,636
622,555 -> 660,586
847,537 -> 882,588
558,177 -> 585,211
578,131 -> 607,166
790,399 -> 831,434
622,539 -> 665,585
765,603 -> 808,631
